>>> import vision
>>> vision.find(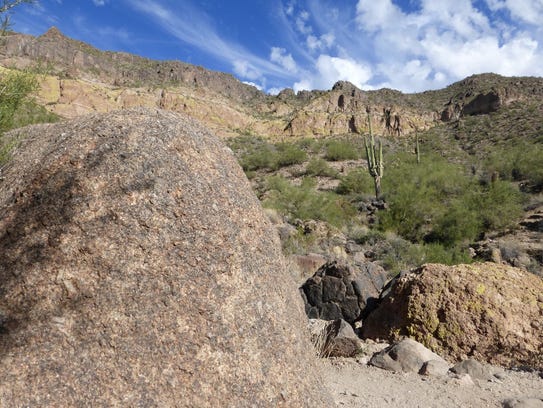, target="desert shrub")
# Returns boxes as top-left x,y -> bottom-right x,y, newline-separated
240,143 -> 275,171
280,226 -> 318,255
484,143 -> 543,192
379,235 -> 472,276
475,180 -> 524,231
379,152 -> 473,242
263,176 -> 356,228
379,152 -> 524,246
231,138 -> 308,172
274,142 -> 307,168
11,99 -> 59,129
296,138 -> 324,154
427,198 -> 483,246
336,168 -> 374,195
324,139 -> 359,161
0,69 -> 39,133
305,157 -> 339,178
0,69 -> 43,166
